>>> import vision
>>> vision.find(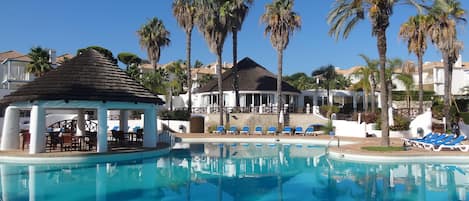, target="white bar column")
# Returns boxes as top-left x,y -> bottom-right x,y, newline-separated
97,106 -> 108,153
143,105 -> 157,148
29,104 -> 46,154
119,110 -> 129,132
76,109 -> 86,136
0,106 -> 20,150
